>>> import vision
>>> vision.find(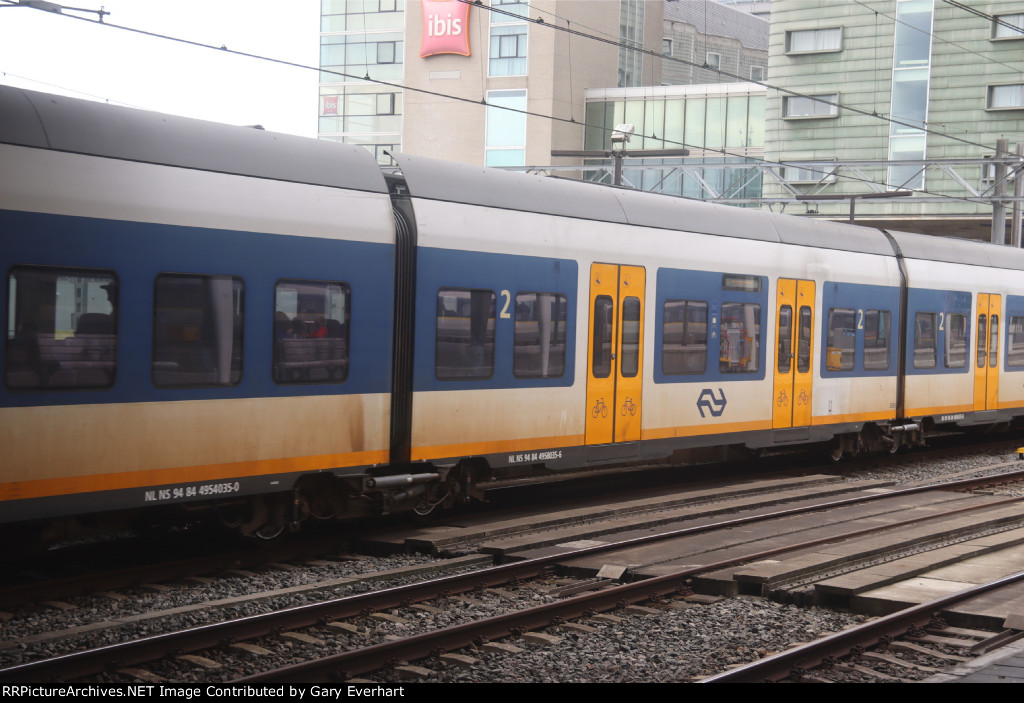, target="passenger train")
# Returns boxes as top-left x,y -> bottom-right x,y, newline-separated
4,86 -> 1024,541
